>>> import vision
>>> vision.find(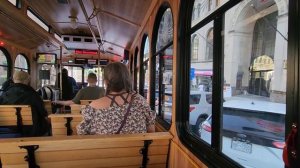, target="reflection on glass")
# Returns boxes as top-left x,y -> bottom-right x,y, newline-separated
190,21 -> 213,141
220,1 -> 287,168
156,8 -> 173,51
155,8 -> 173,124
191,0 -> 228,26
